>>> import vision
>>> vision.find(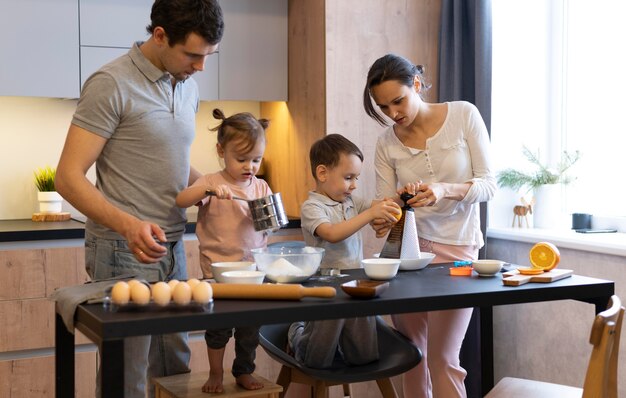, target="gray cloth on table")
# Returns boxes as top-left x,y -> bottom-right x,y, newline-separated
50,275 -> 136,334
